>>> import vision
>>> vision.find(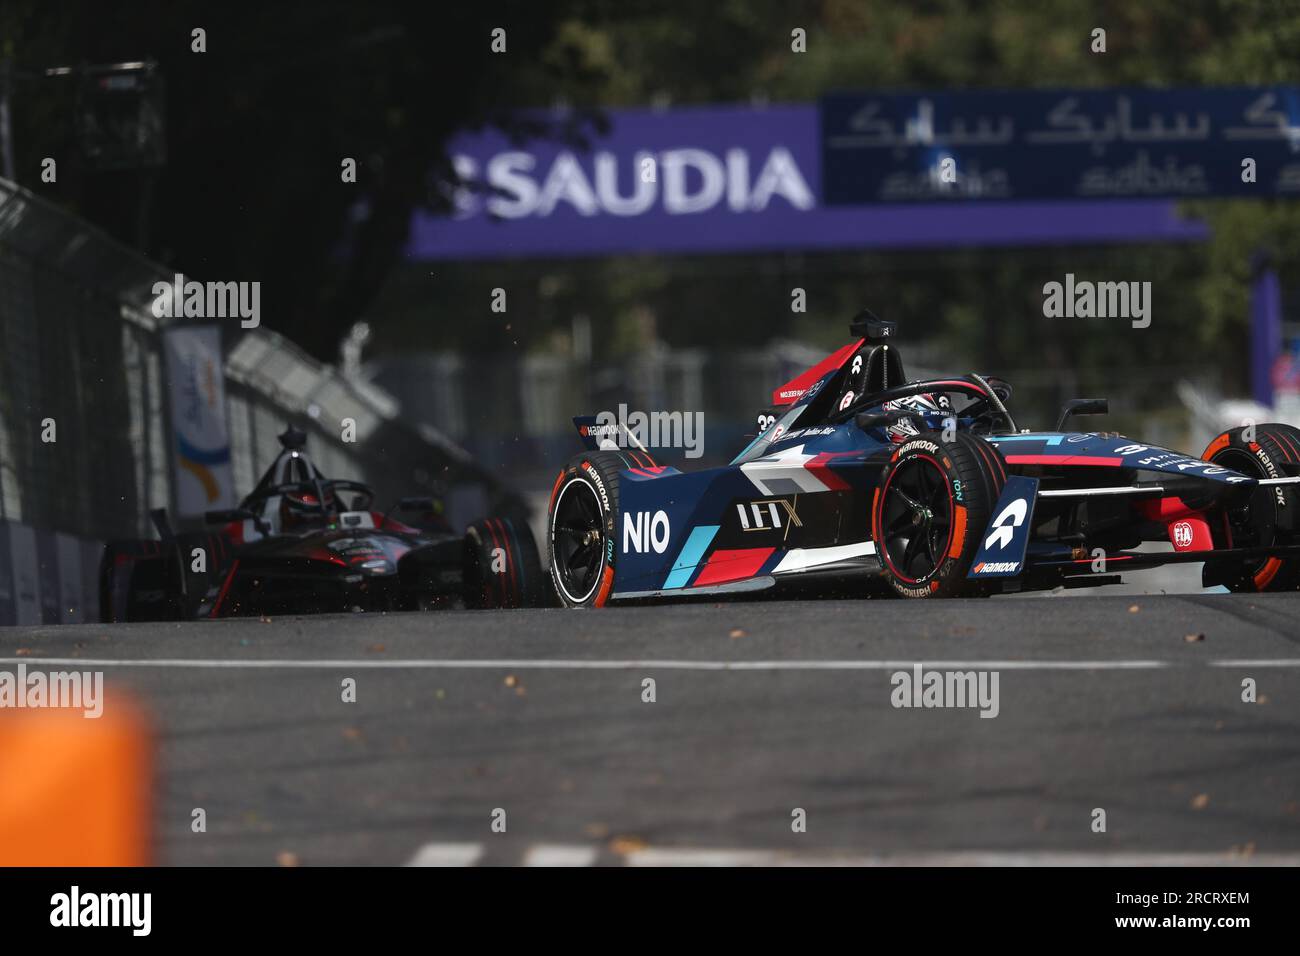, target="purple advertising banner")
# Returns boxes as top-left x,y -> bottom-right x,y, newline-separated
406,104 -> 1208,260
